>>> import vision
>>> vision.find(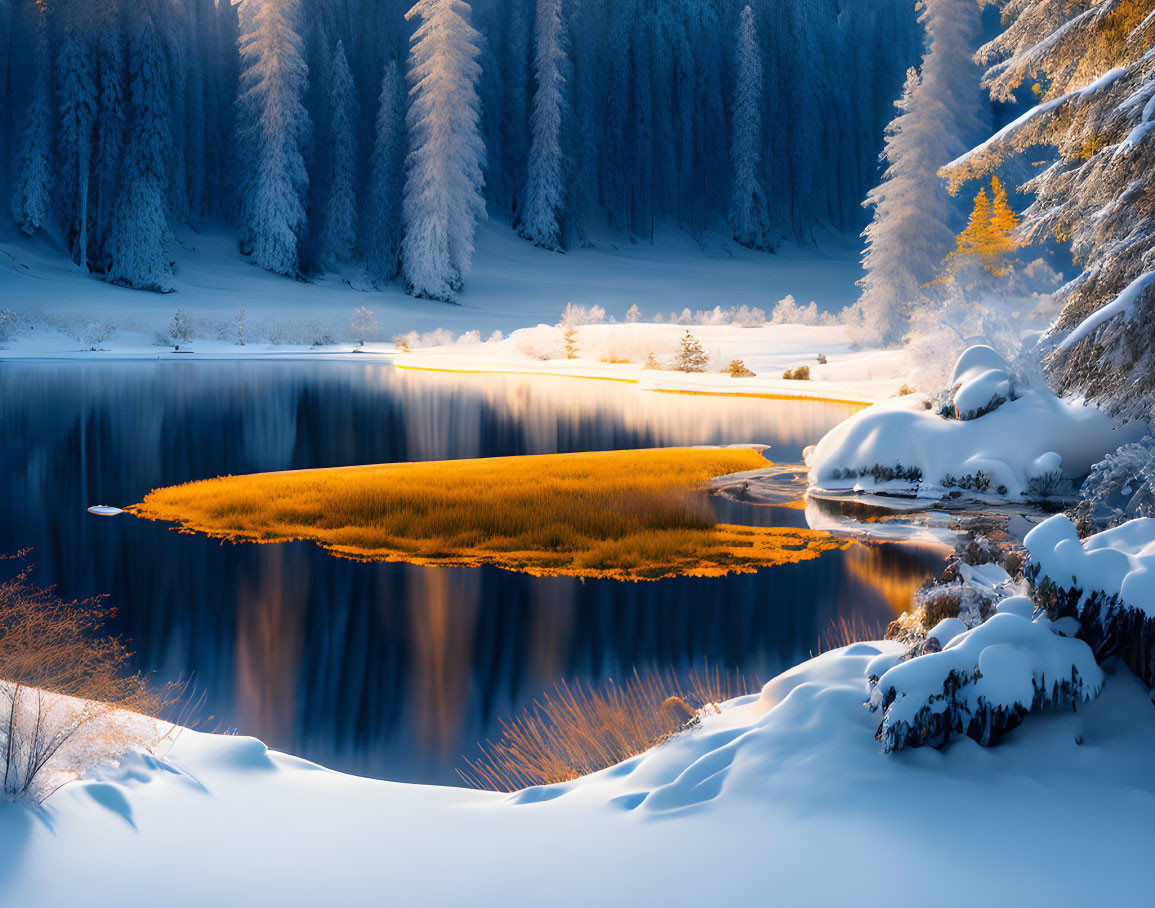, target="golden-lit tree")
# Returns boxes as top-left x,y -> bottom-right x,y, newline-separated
944,177 -> 1020,277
